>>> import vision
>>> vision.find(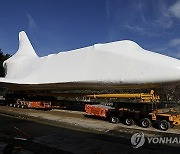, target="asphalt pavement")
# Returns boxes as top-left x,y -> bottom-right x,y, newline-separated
0,109 -> 180,154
